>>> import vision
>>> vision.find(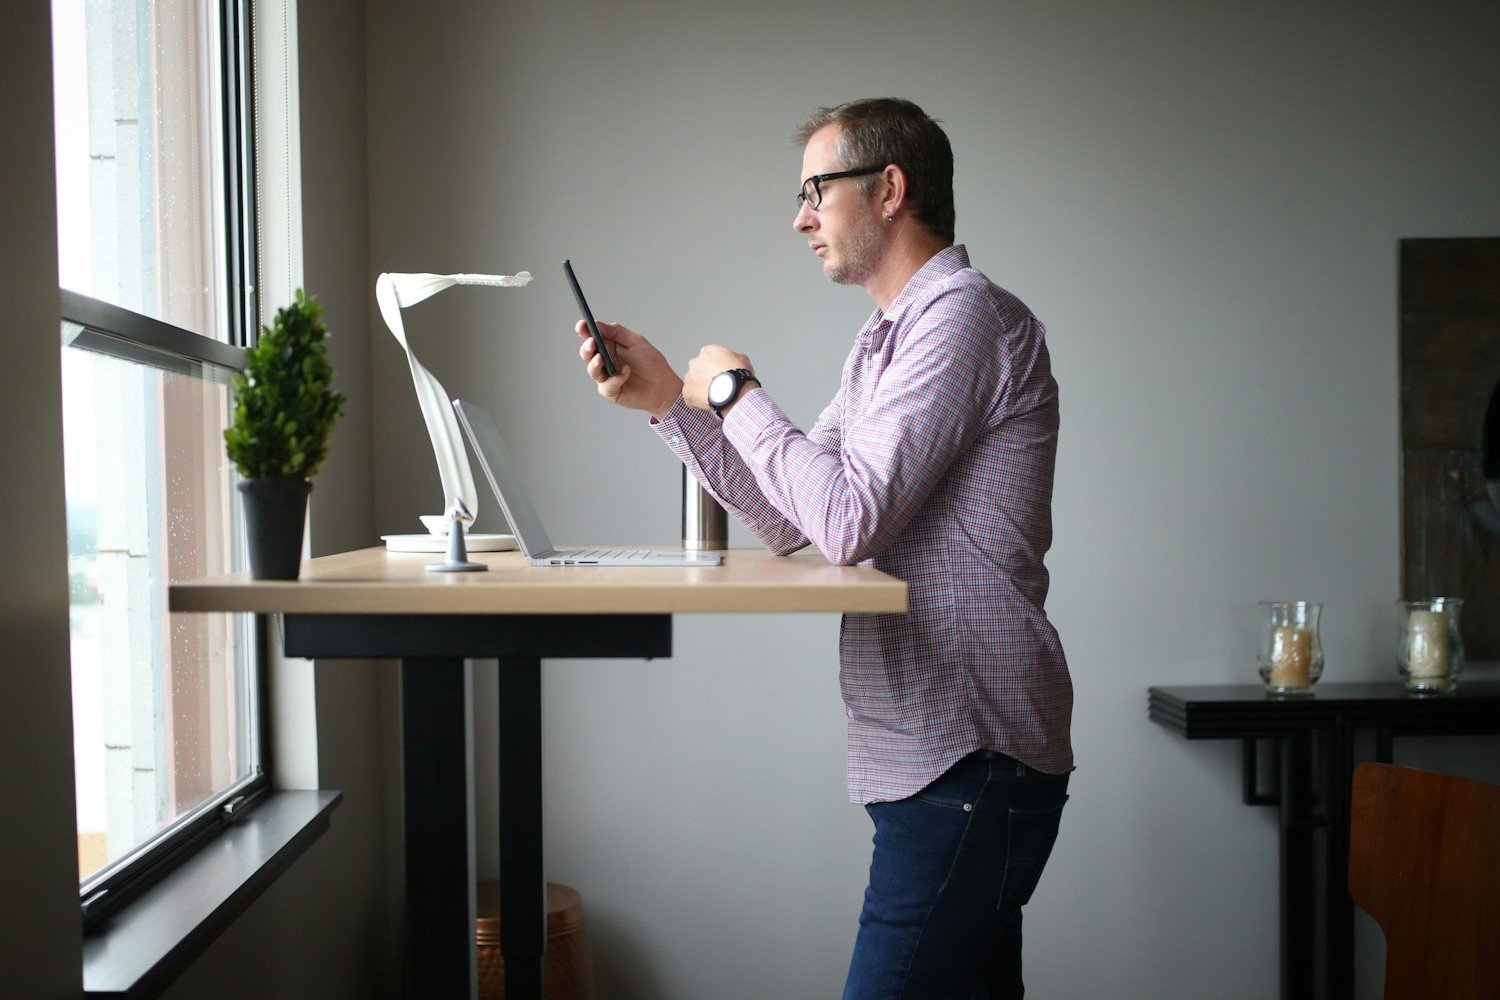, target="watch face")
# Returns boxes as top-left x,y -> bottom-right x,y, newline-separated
708,371 -> 736,407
